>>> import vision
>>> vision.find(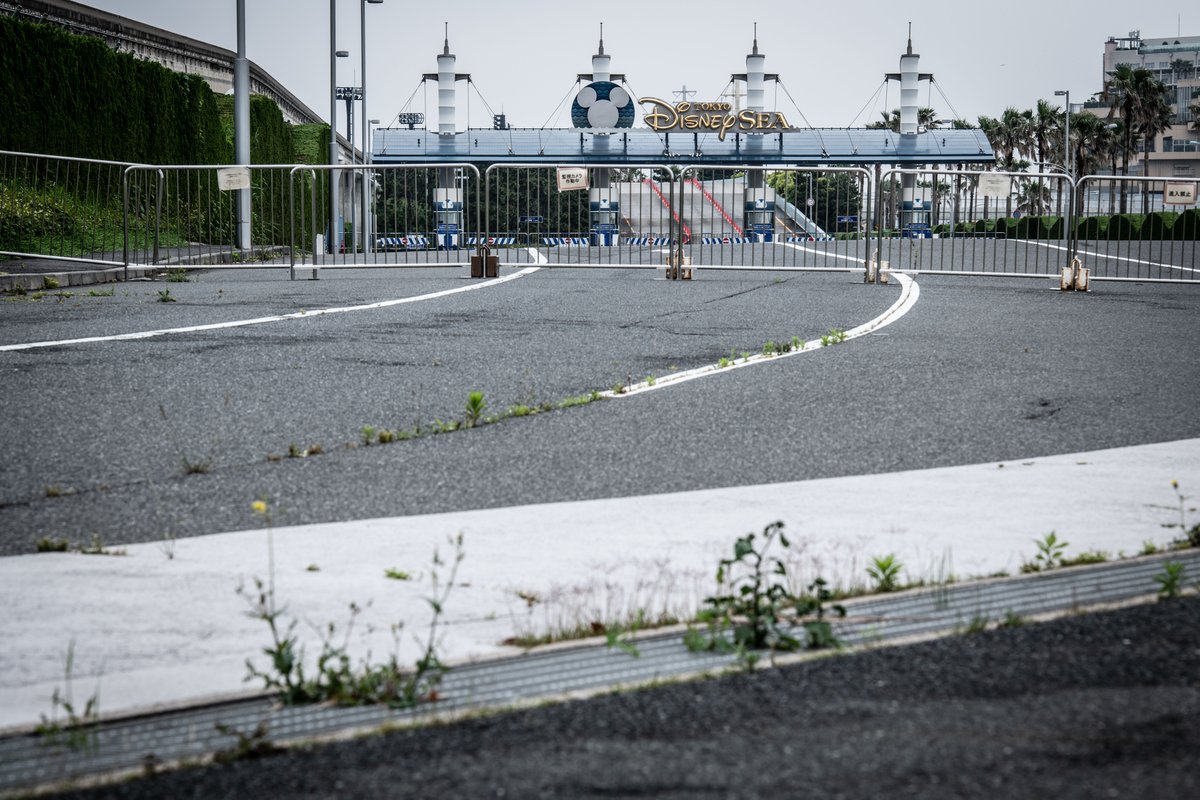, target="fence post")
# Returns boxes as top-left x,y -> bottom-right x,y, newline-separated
122,167 -> 130,282
153,169 -> 164,265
